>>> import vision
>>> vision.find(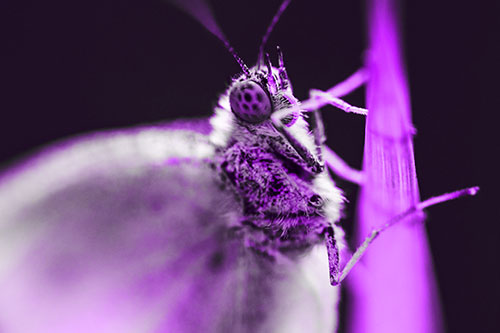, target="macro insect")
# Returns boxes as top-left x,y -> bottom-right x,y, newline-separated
211,47 -> 347,285
0,0 -> 478,332
0,1 -> 349,331
169,0 -> 475,288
